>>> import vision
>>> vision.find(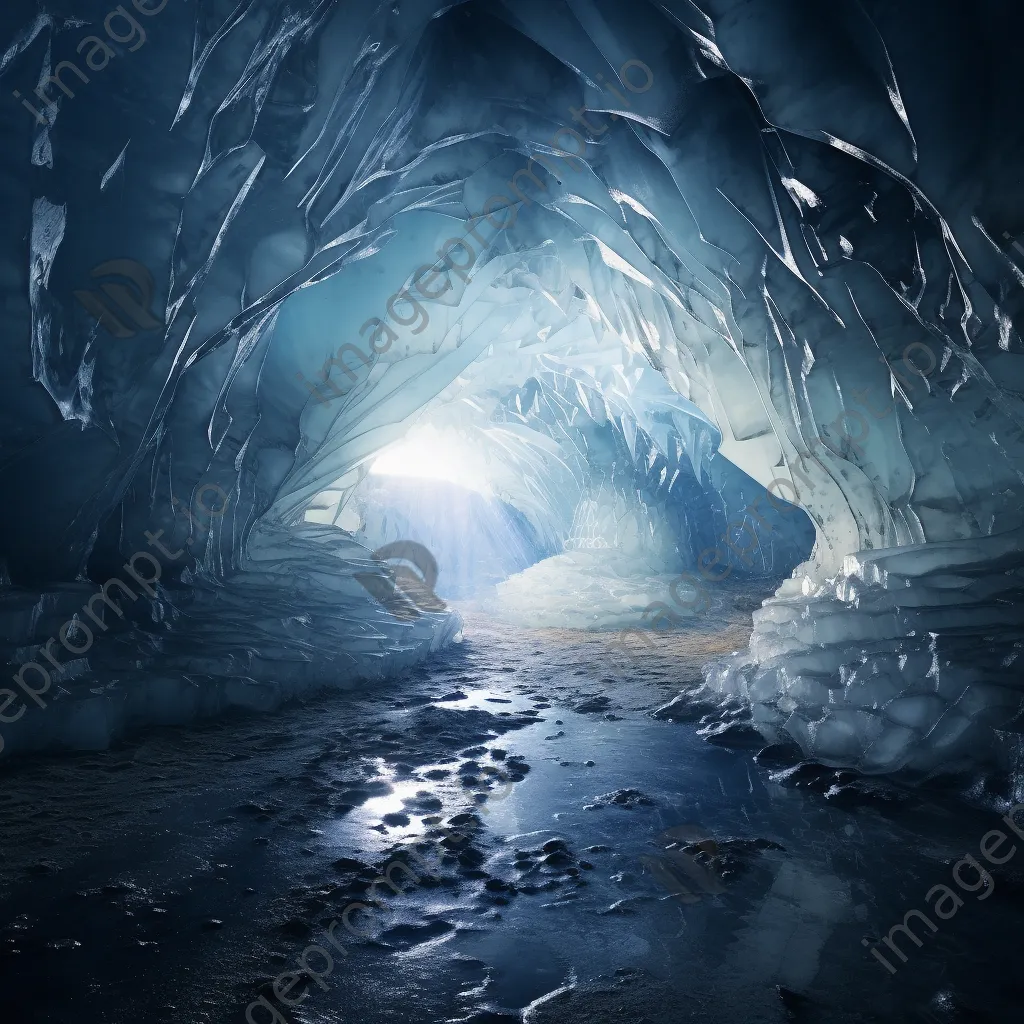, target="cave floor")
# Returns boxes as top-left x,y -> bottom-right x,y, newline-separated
0,602 -> 1022,1024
